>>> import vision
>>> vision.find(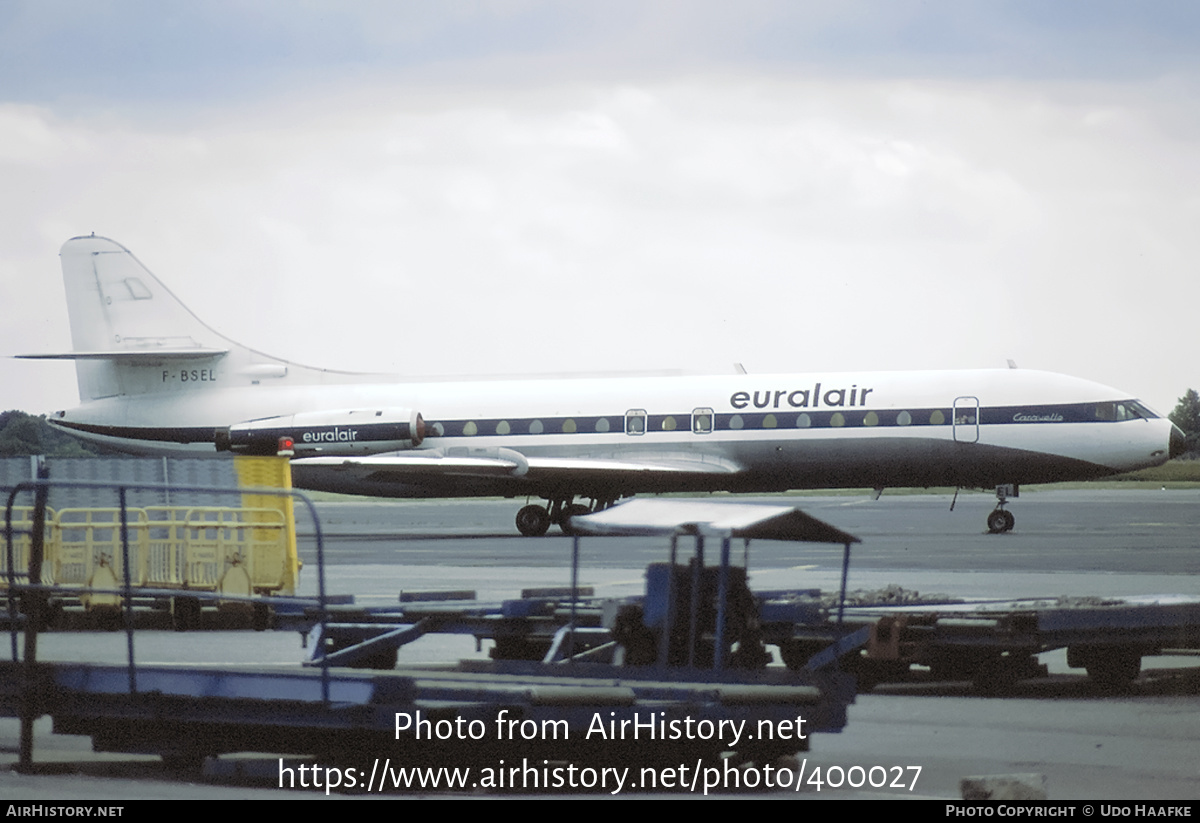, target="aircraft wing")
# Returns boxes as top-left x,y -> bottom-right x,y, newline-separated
292,449 -> 742,483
